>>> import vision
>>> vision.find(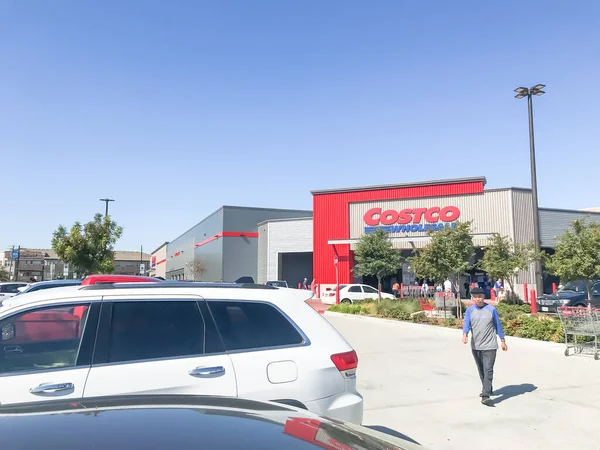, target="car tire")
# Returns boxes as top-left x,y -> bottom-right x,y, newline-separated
341,298 -> 352,304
